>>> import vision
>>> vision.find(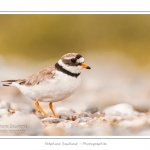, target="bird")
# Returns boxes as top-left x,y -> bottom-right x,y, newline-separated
1,53 -> 91,118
